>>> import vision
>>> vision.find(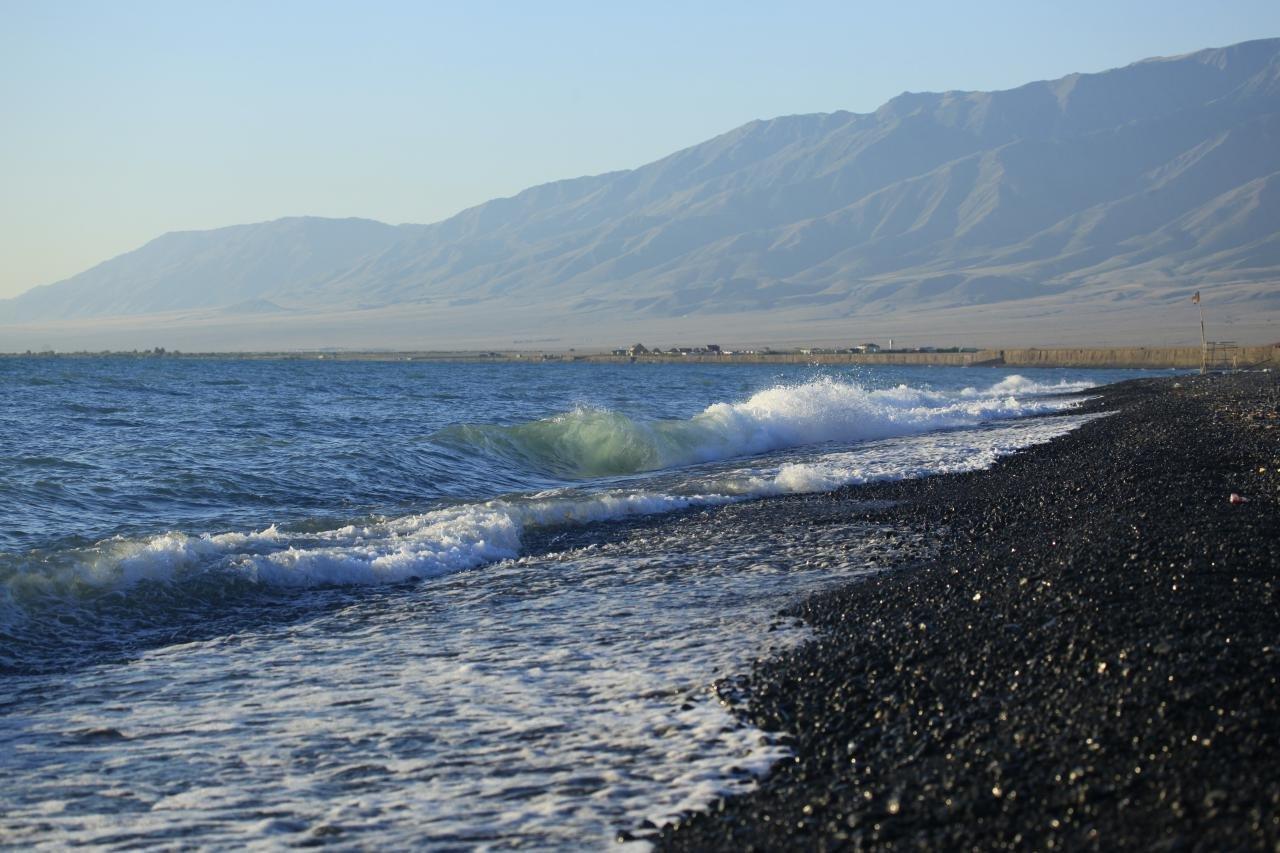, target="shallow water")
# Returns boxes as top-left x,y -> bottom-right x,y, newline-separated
0,358 -> 1153,847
